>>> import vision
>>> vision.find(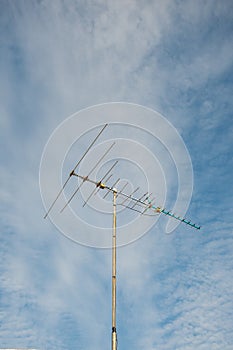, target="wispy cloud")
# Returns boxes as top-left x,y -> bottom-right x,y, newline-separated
1,1 -> 233,349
